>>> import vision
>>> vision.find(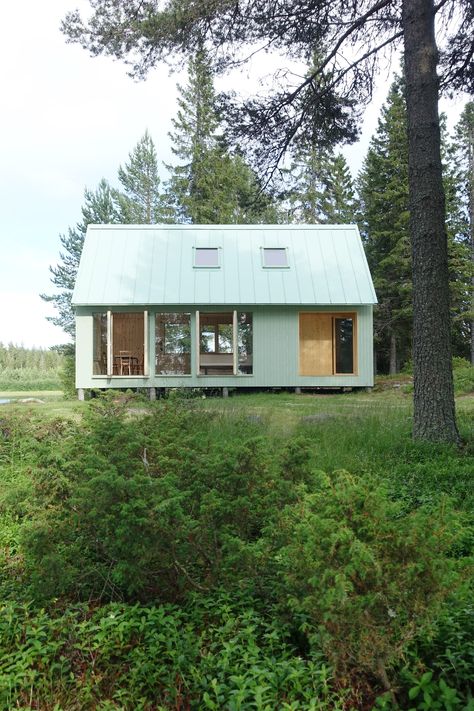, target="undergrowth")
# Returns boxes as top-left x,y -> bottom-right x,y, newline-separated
0,392 -> 472,710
